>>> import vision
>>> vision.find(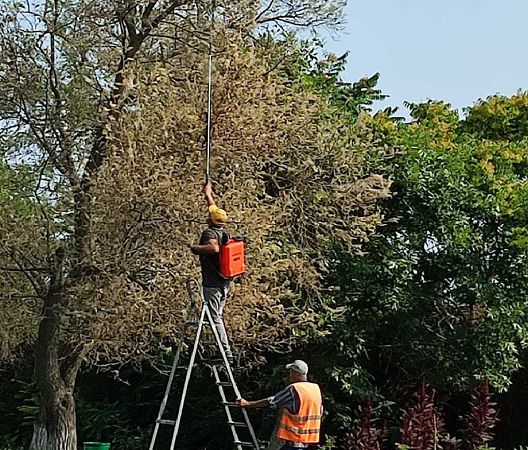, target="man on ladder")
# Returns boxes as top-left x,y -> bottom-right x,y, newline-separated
191,181 -> 234,365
